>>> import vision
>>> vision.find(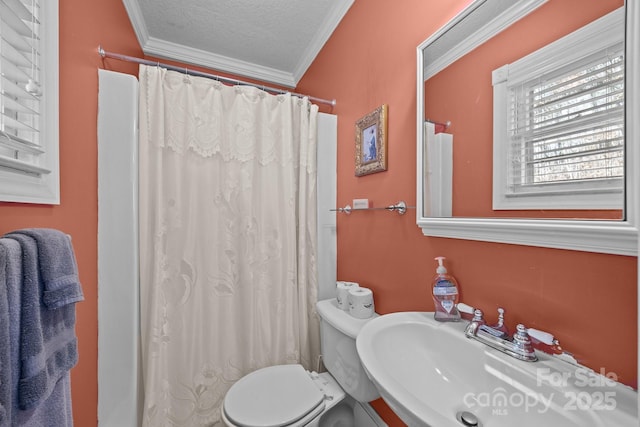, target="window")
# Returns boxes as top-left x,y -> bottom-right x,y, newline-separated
0,0 -> 59,204
492,8 -> 624,210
